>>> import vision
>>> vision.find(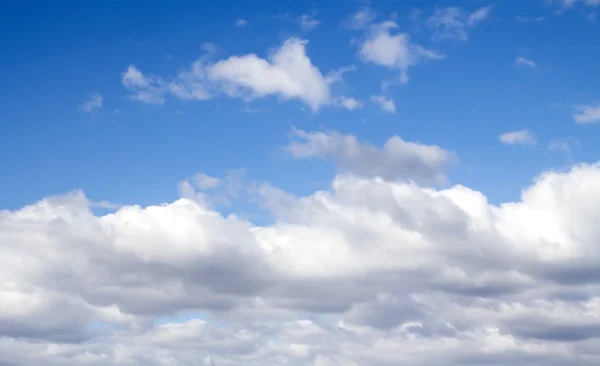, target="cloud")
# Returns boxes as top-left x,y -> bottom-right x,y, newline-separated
427,6 -> 493,41
556,0 -> 600,7
7,157 -> 600,364
370,95 -> 396,114
285,129 -> 454,185
207,39 -> 331,110
515,15 -> 546,22
80,93 -> 103,112
342,7 -> 376,29
499,129 -> 537,146
336,96 -> 363,110
516,57 -> 538,69
235,19 -> 249,27
359,21 -> 445,84
122,39 -> 356,111
299,13 -> 321,31
272,12 -> 321,31
122,65 -> 170,105
572,104 -> 600,124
